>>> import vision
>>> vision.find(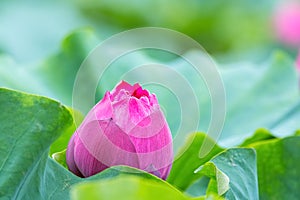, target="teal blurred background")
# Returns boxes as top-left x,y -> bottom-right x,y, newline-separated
0,0 -> 296,63
1,0 -> 299,146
